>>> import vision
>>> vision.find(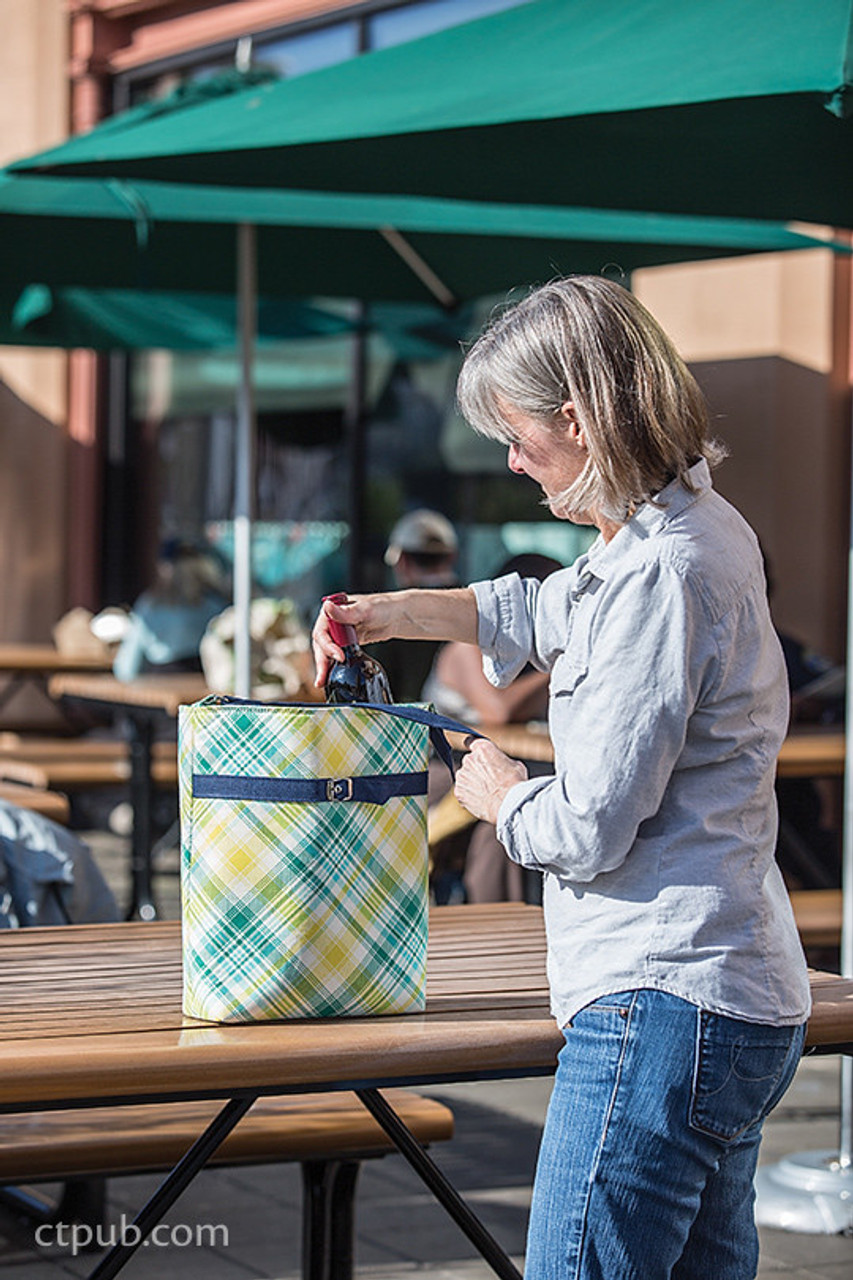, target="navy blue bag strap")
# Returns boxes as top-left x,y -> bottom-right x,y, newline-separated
354,702 -> 484,778
199,695 -> 483,778
193,770 -> 428,805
